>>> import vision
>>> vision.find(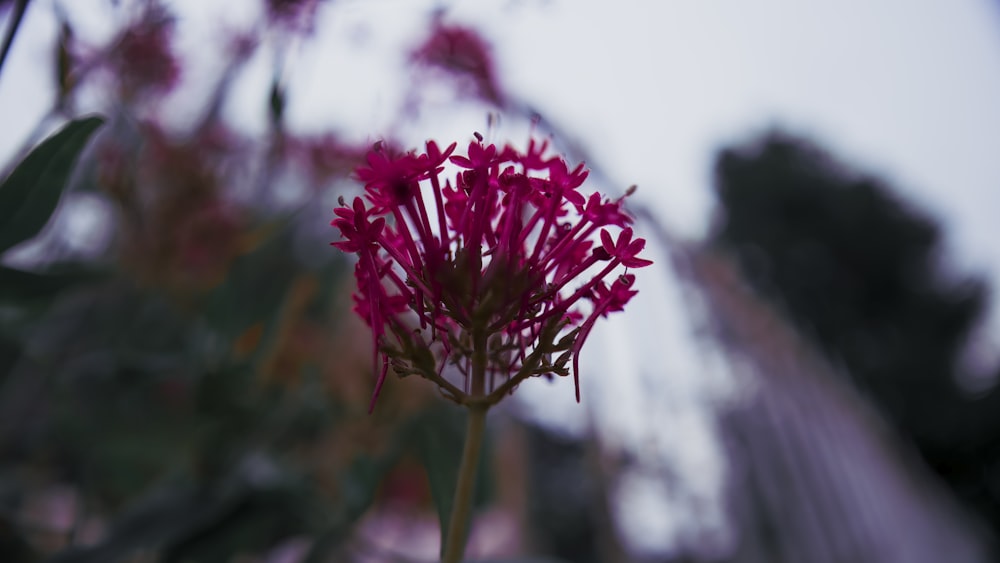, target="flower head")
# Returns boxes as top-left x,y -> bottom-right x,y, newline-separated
331,135 -> 651,411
